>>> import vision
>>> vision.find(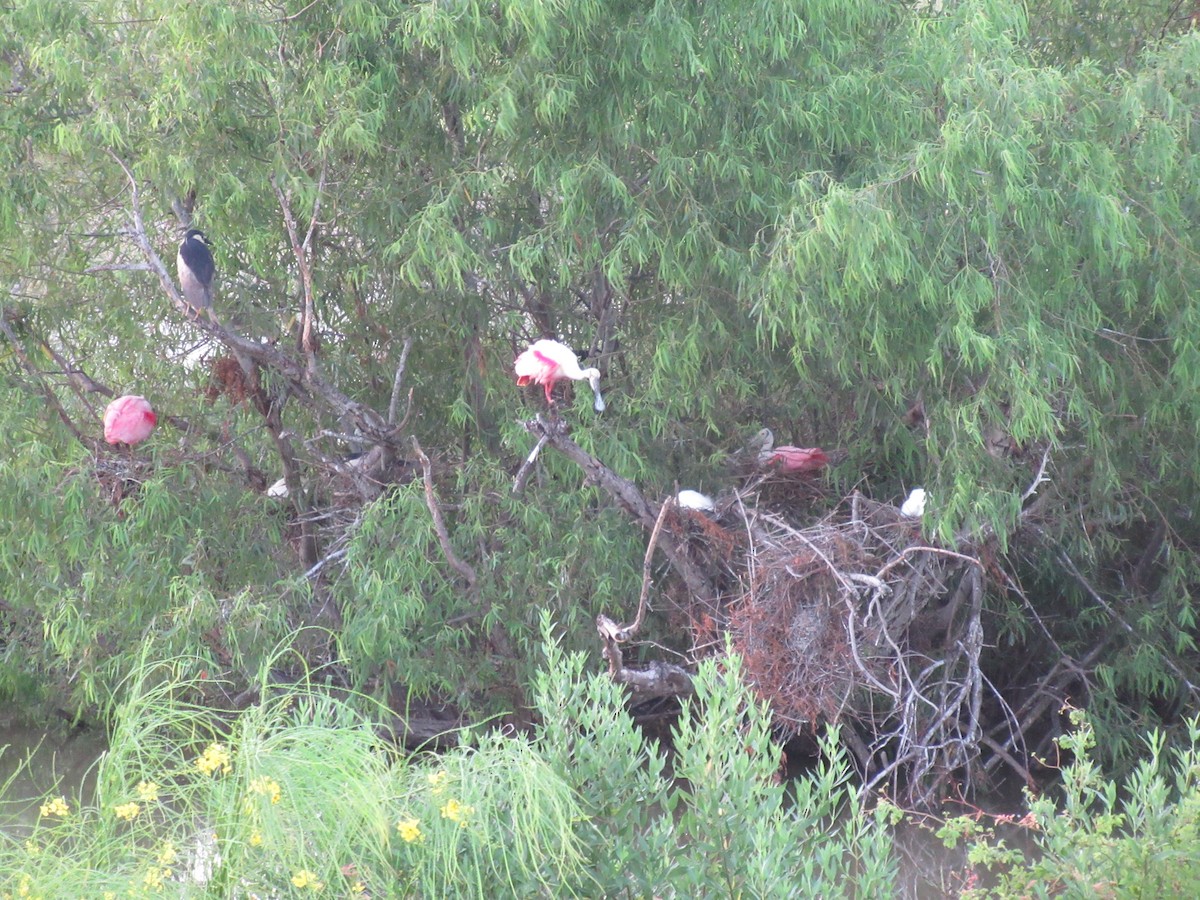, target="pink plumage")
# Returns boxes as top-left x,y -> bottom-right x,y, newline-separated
761,445 -> 829,474
103,395 -> 157,446
514,339 -> 605,412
